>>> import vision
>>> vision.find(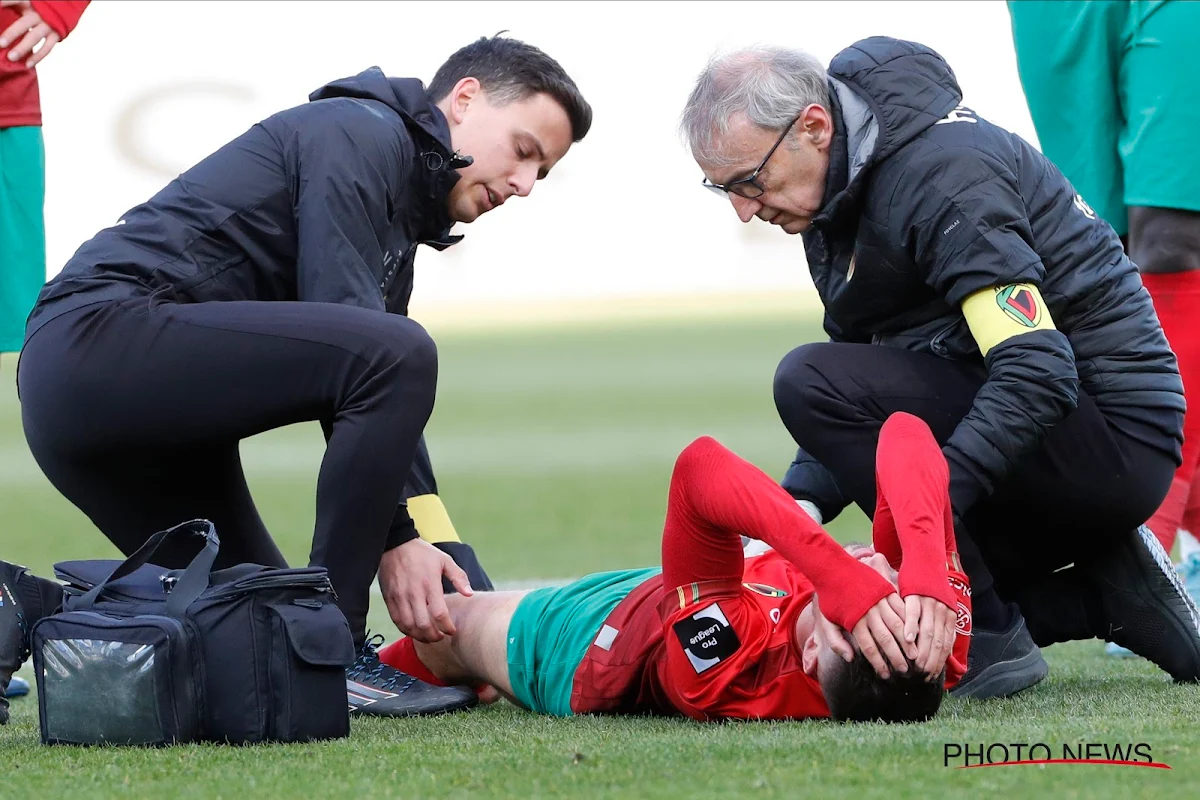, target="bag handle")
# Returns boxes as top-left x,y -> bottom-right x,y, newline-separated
75,519 -> 220,617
